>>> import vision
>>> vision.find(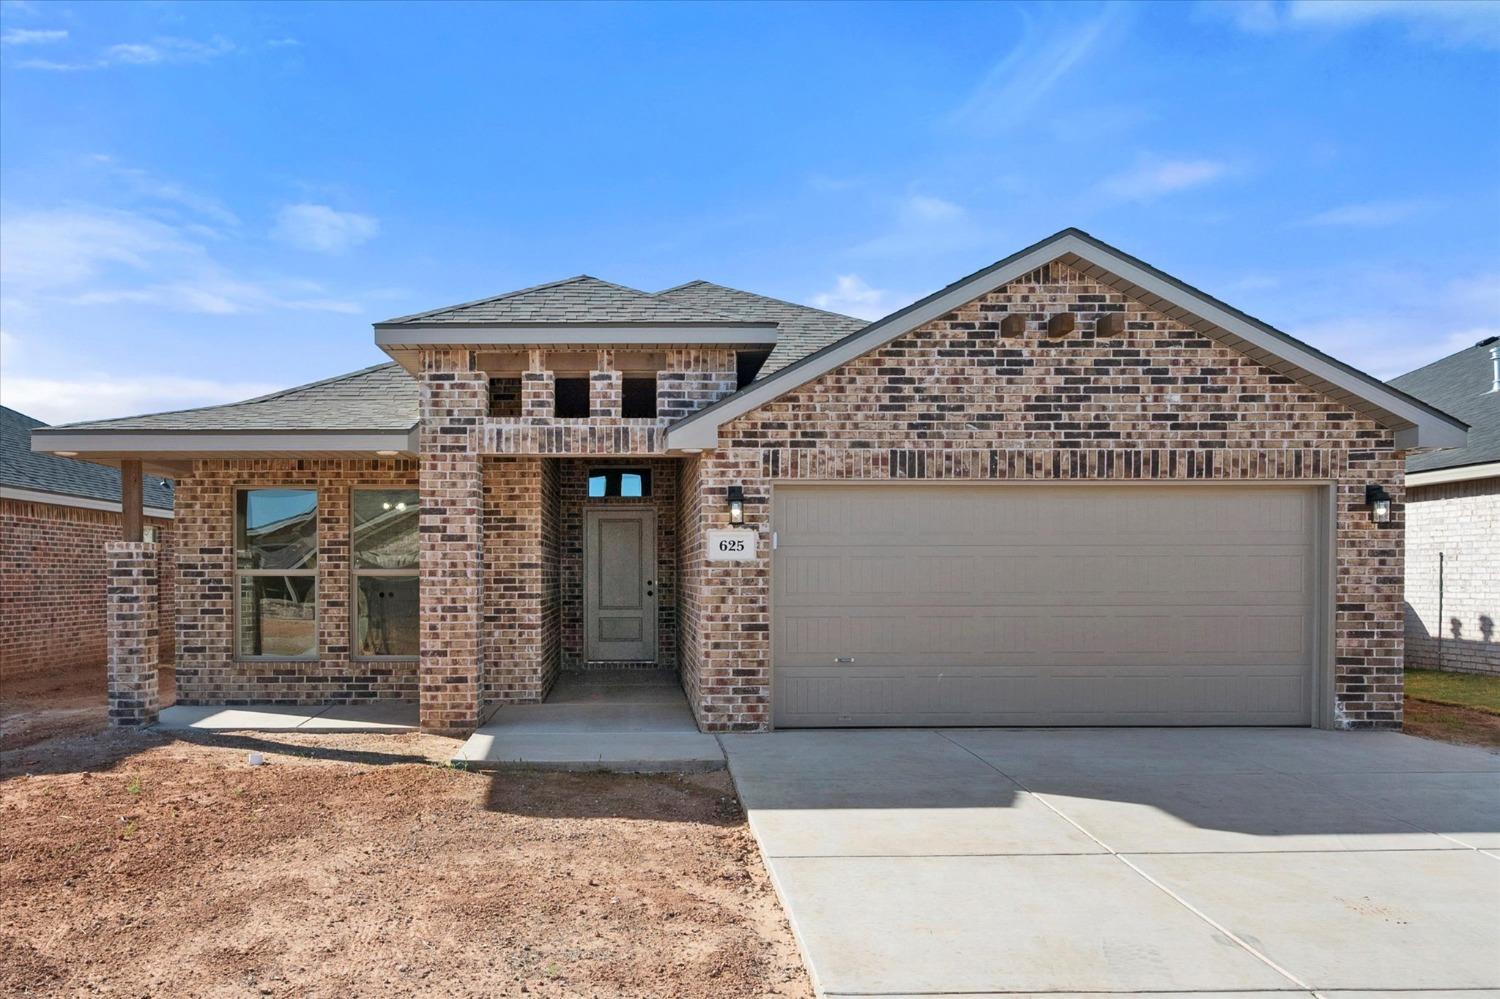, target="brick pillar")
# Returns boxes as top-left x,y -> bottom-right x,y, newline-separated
419,353 -> 487,735
106,541 -> 160,727
522,349 -> 554,419
590,366 -> 622,419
